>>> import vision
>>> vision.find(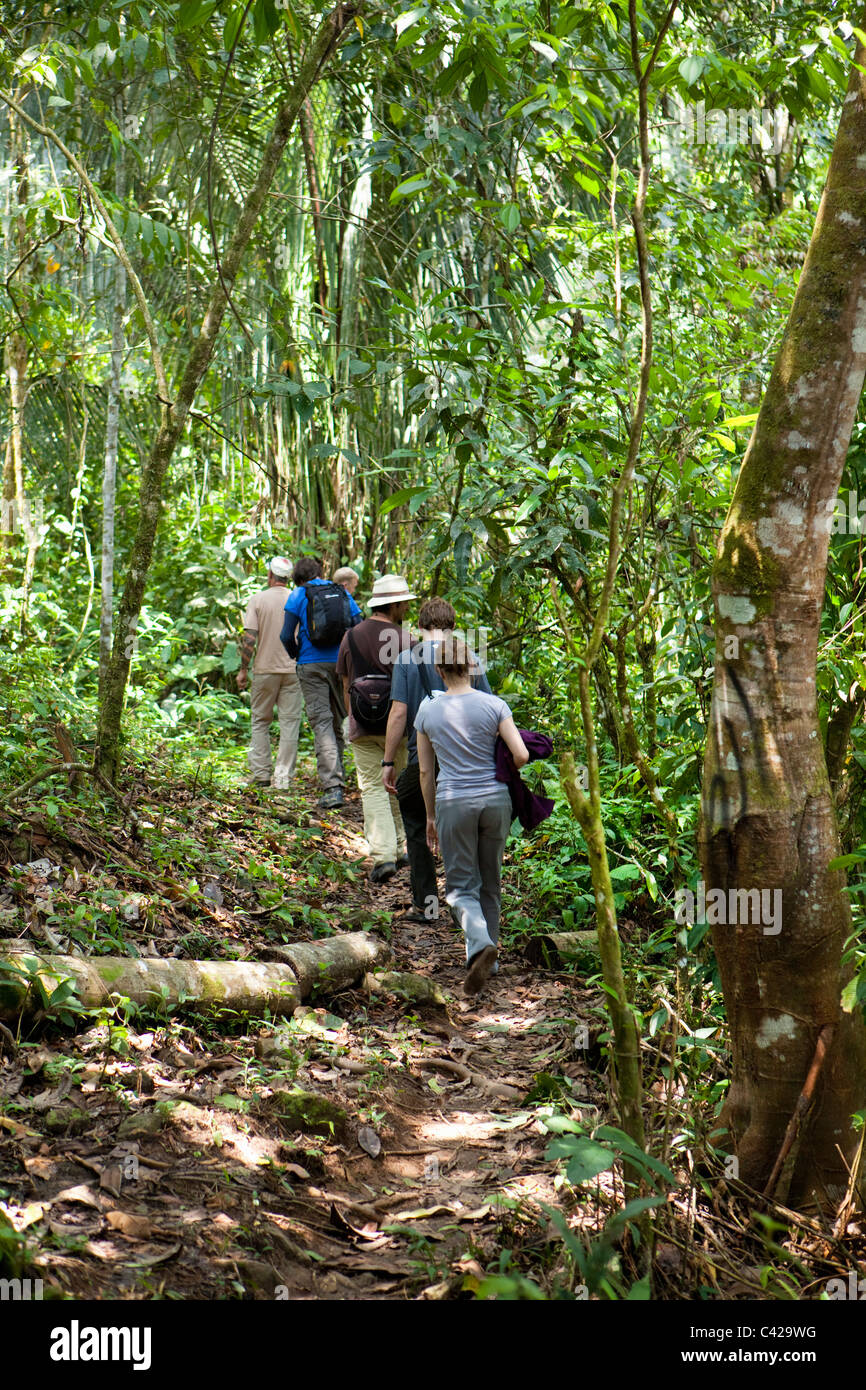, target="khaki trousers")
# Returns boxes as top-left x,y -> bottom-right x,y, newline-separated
248,671 -> 303,786
352,734 -> 408,866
